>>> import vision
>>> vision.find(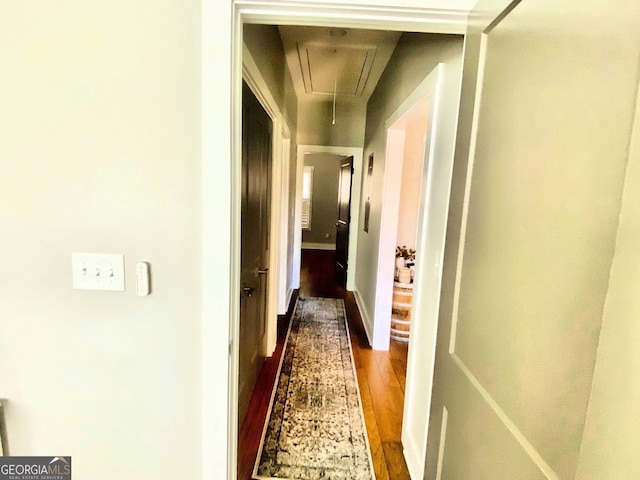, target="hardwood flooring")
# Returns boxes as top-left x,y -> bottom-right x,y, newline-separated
237,249 -> 410,480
